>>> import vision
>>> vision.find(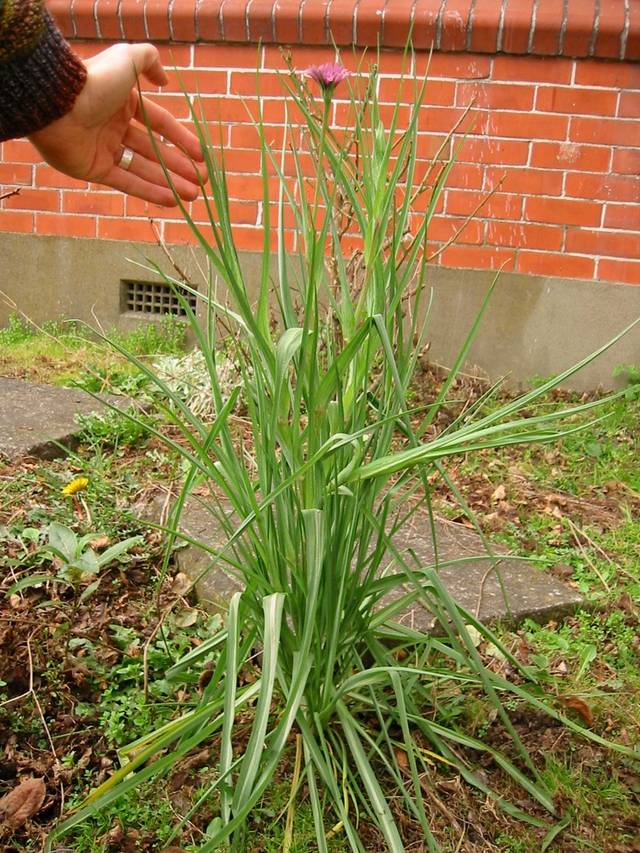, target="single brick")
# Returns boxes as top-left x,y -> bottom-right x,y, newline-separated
0,164 -> 33,184
446,189 -> 523,220
524,196 -> 601,226
611,149 -> 640,175
457,81 -> 535,111
416,52 -> 491,79
603,203 -> 640,229
273,0 -> 304,43
63,192 -> 125,216
501,0 -> 535,54
230,70 -> 286,97
626,3 -> 640,61
382,0 -> 418,49
194,44 -> 259,69
247,0 -> 277,42
445,162 -> 485,190
598,258 -> 640,285
4,188 -> 60,212
566,228 -> 640,259
326,0 -> 357,45
419,105 -> 489,134
300,0 -> 331,45
530,141 -> 611,172
428,215 -> 484,244
125,197 -> 178,219
536,86 -> 618,116
531,0 -> 563,55
415,133 -> 452,159
485,166 -> 563,196
119,0 -> 147,40
411,0 -> 444,52
439,0 -> 473,52
563,0 -> 597,57
457,137 -> 530,165
164,221 -> 204,243
570,117 -> 640,147
36,212 -> 96,238
485,221 -> 563,251
0,210 -> 34,233
355,0 -> 385,46
595,1 -> 625,59
226,200 -> 260,225
145,0 -> 172,39
170,0 -> 197,42
221,0 -> 251,41
487,111 -> 569,140
518,251 -> 595,279
565,173 -> 640,204
618,92 -> 640,118
95,0 -> 123,39
98,218 -> 157,241
492,55 -> 573,84
575,60 -> 640,89
72,0 -> 98,38
469,0 -> 503,53
439,244 -> 516,271
196,0 -> 224,41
